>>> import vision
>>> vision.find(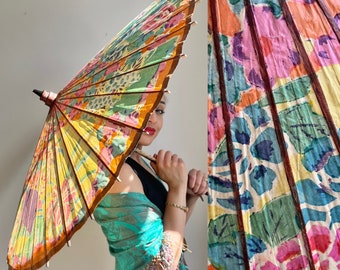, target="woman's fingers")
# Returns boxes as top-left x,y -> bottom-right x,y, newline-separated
153,150 -> 187,189
187,169 -> 208,195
